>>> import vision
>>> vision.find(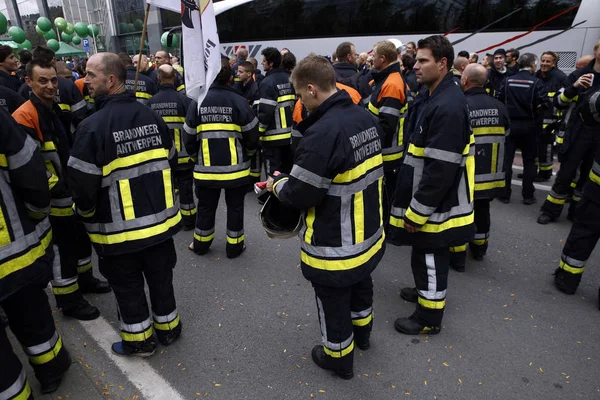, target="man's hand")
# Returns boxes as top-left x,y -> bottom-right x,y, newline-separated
574,73 -> 593,89
404,220 -> 420,233
266,176 -> 275,192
